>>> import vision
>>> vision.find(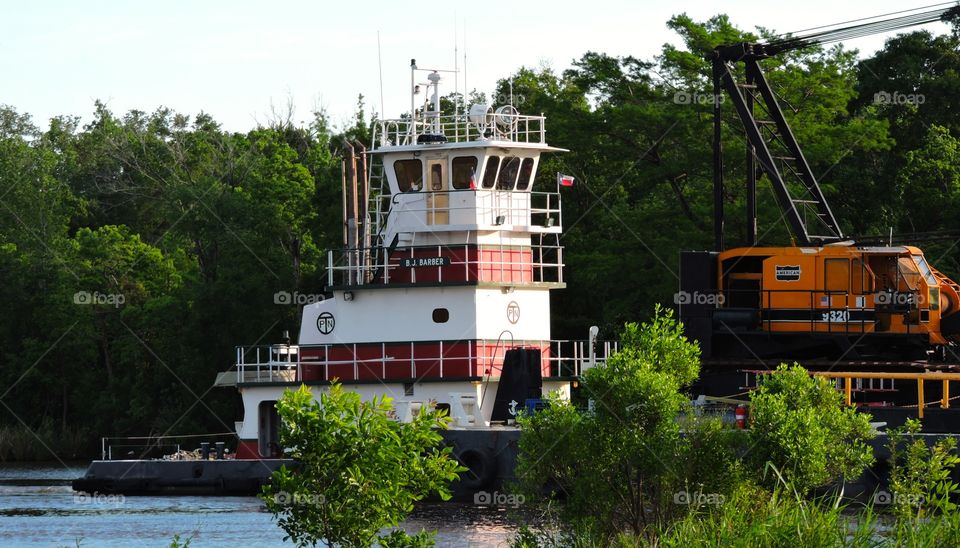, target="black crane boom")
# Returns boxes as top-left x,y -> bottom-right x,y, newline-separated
710,2 -> 960,250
